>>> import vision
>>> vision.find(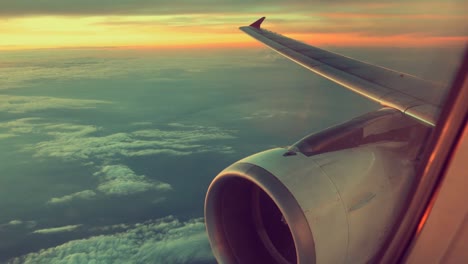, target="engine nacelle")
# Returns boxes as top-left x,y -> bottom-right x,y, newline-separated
205,109 -> 430,264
